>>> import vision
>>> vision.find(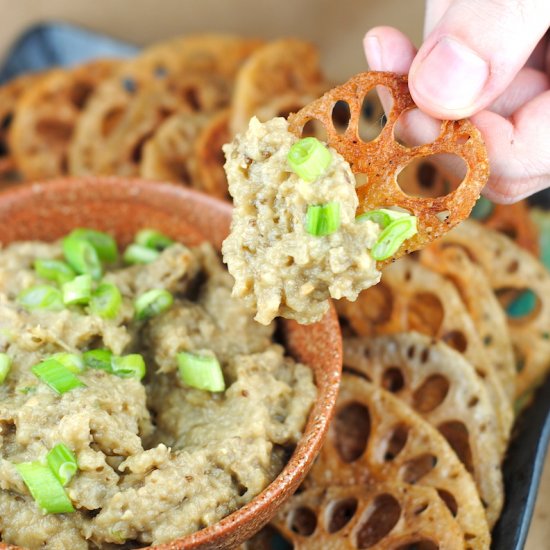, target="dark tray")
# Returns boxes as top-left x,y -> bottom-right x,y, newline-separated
2,21 -> 549,550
